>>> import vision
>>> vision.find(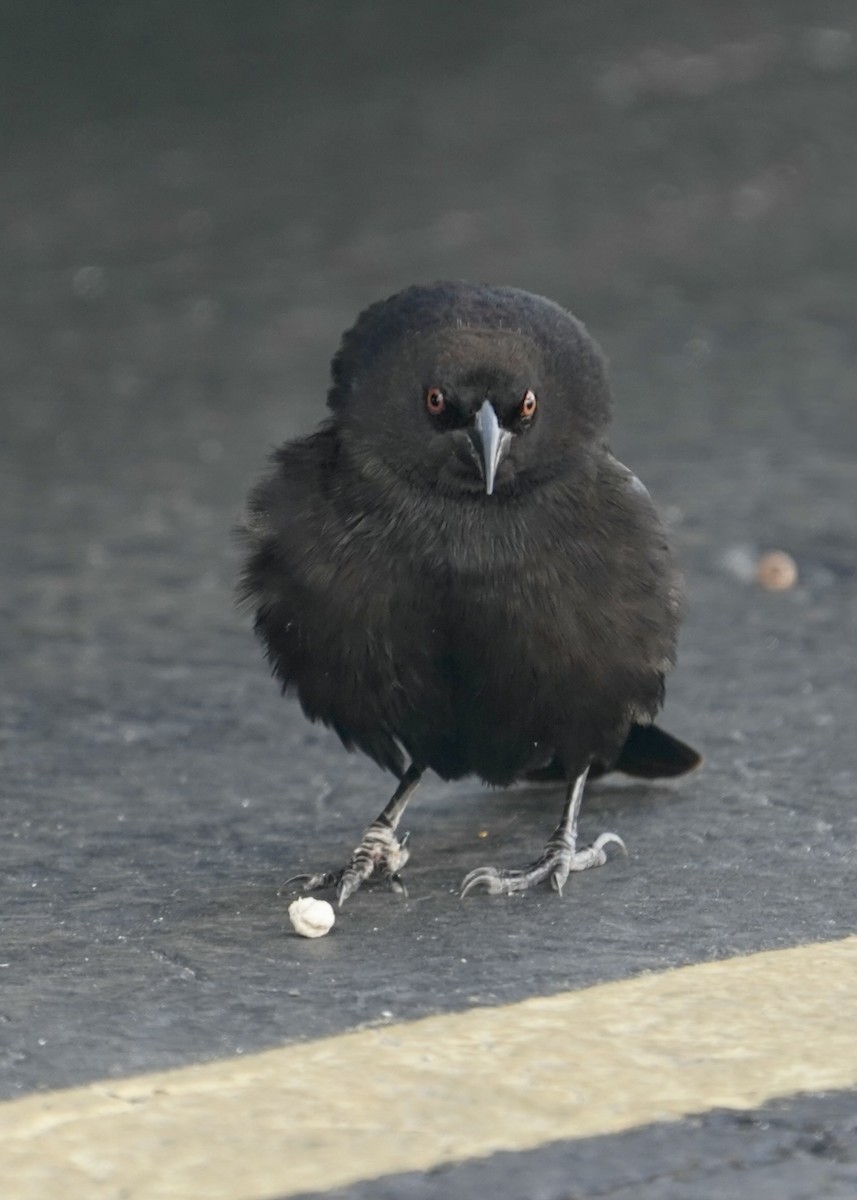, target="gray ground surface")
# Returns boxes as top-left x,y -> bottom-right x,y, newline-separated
2,1 -> 856,1194
294,1090 -> 857,1200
